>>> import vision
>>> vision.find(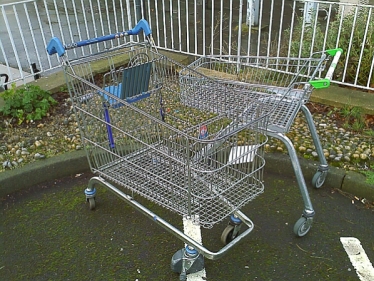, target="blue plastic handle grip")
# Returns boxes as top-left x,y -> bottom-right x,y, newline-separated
46,19 -> 152,57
